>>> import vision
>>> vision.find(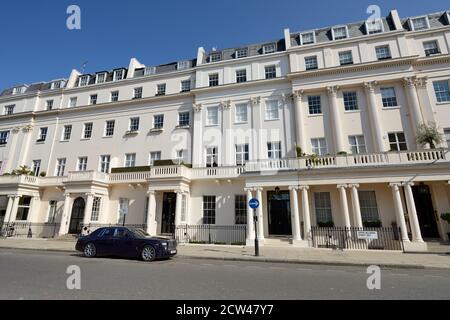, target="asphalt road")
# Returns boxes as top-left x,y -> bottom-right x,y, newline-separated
0,249 -> 449,300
